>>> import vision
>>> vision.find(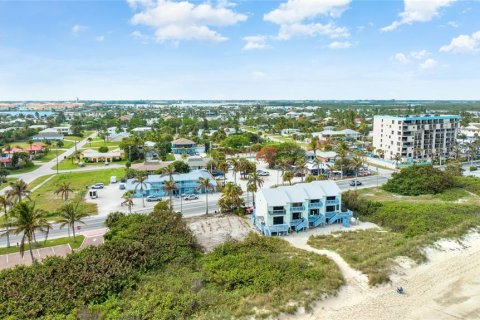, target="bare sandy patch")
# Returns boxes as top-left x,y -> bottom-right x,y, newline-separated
185,214 -> 256,252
